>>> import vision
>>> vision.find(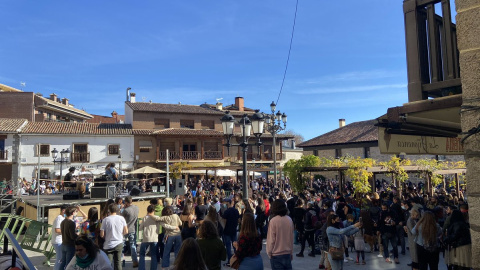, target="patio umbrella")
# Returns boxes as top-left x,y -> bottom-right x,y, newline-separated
129,166 -> 166,175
